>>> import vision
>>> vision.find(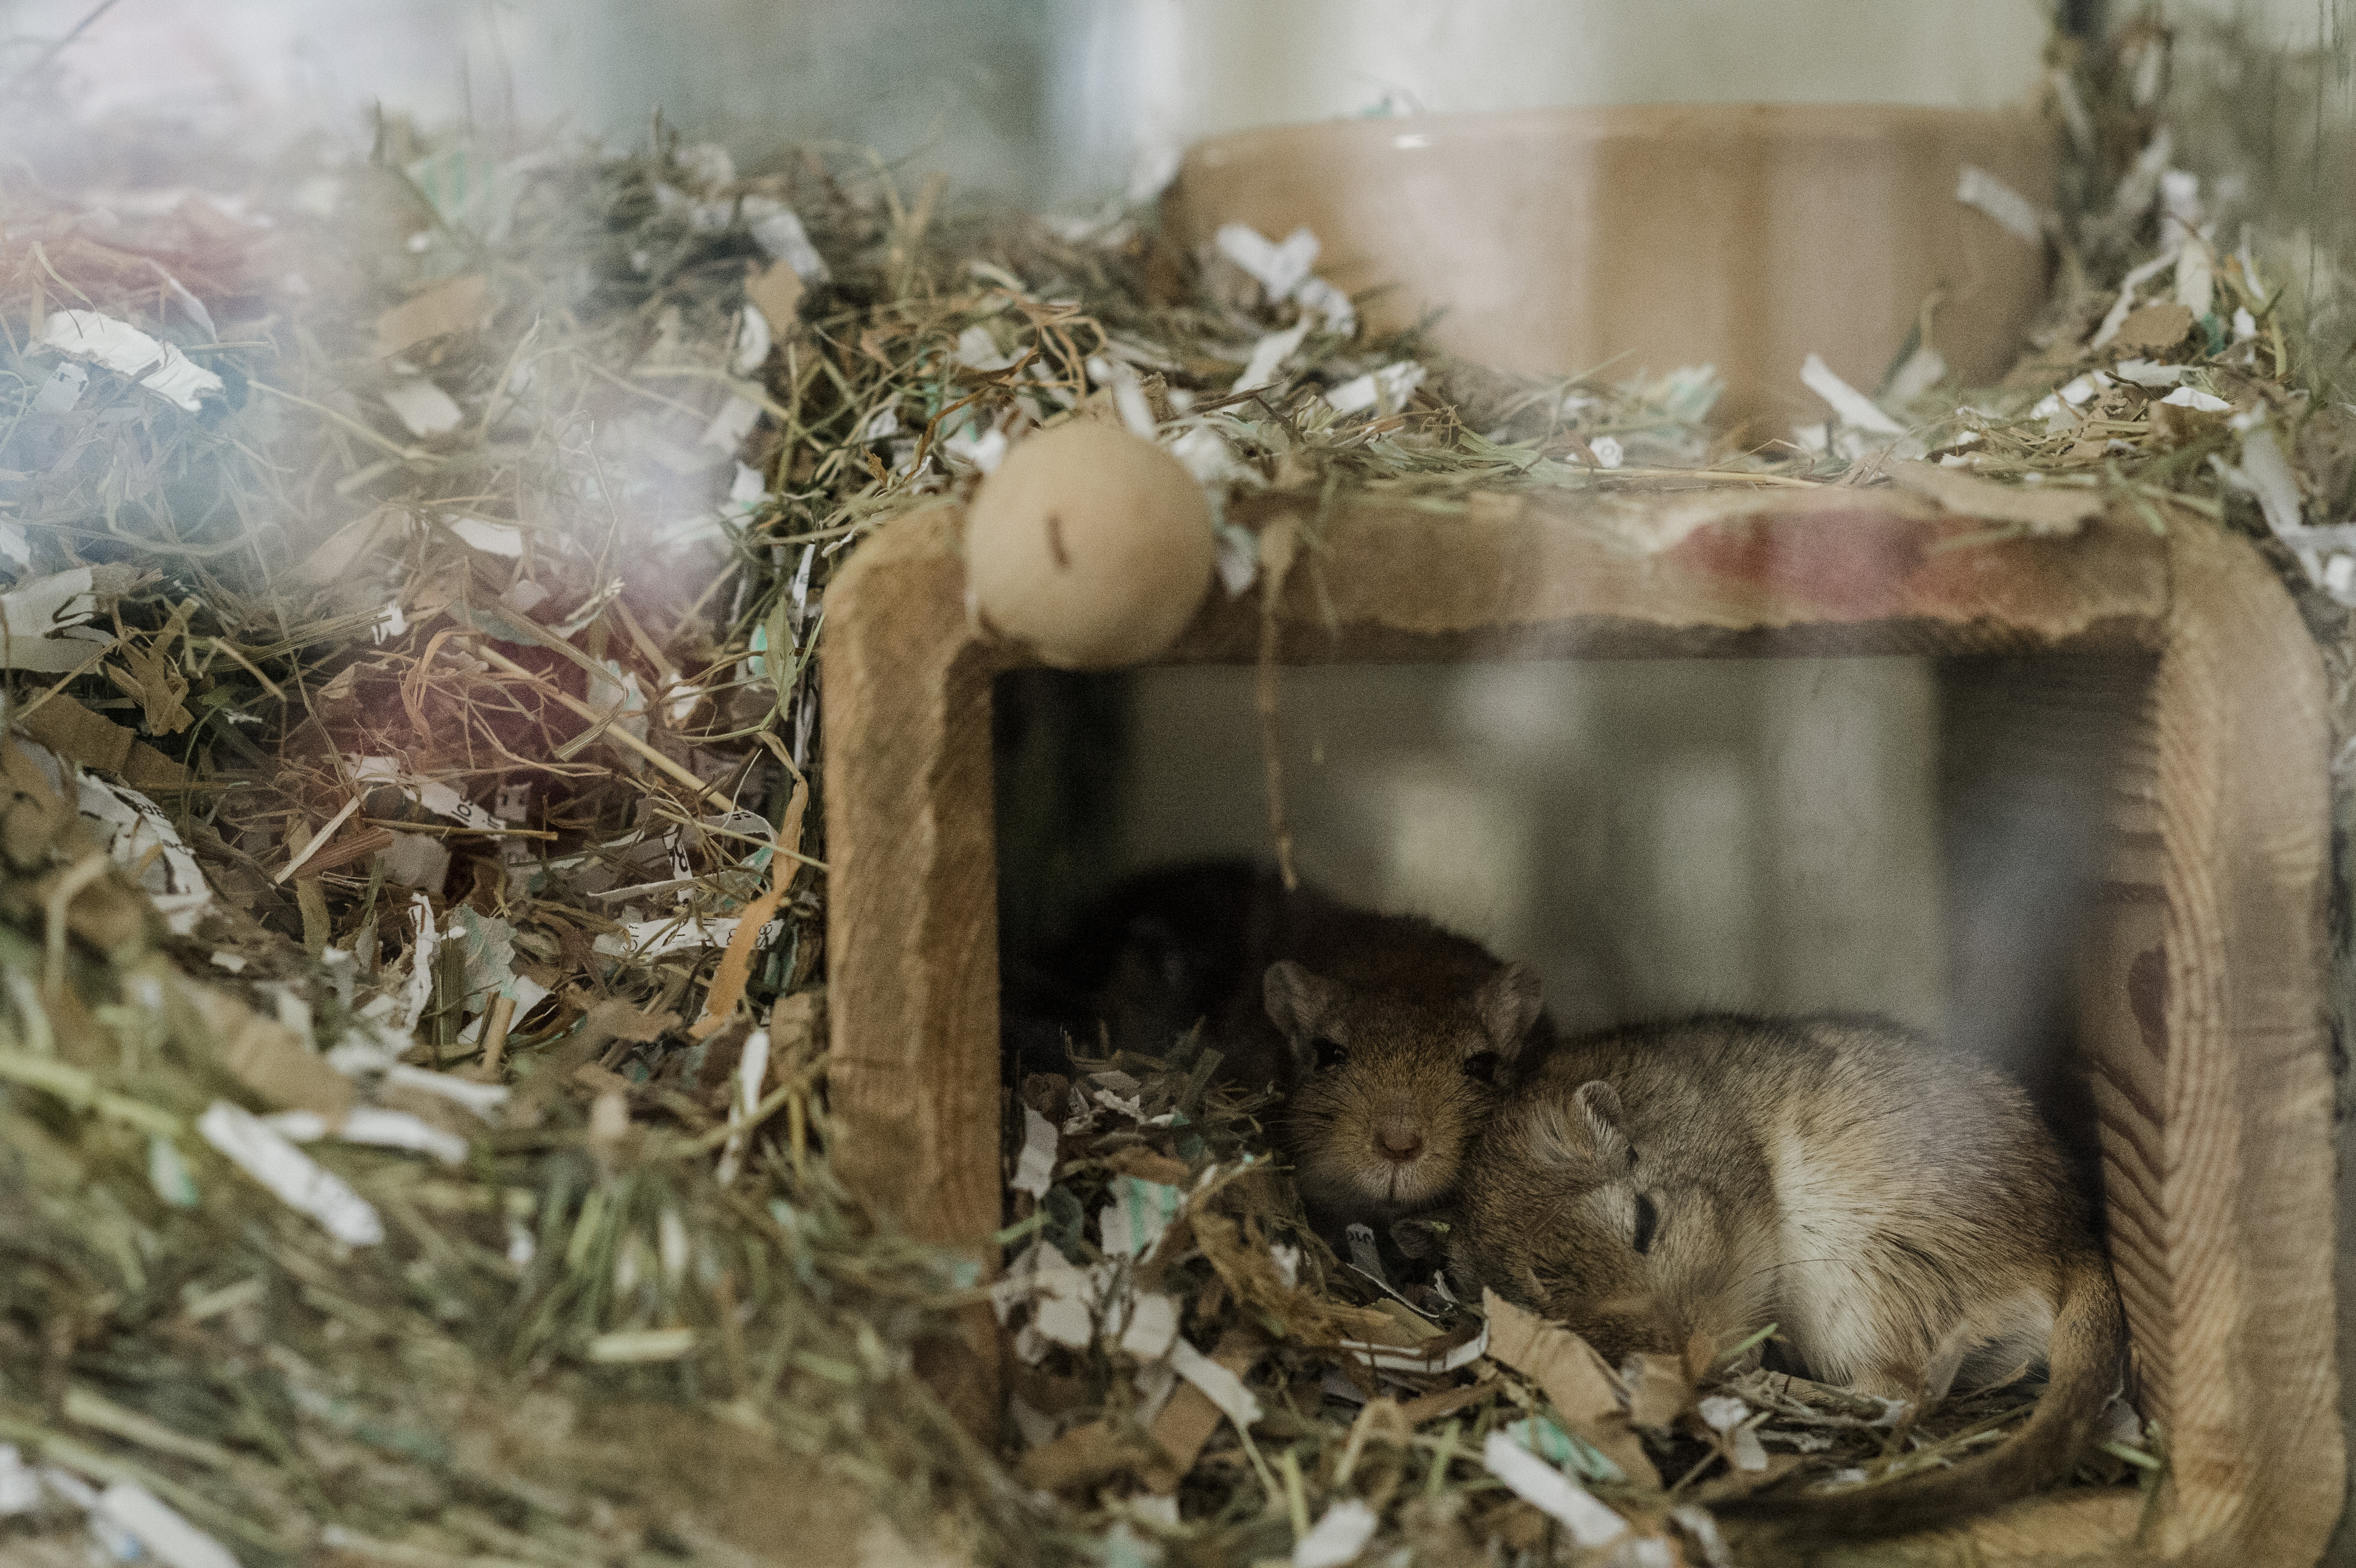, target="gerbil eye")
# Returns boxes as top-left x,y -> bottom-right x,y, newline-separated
1462,1050 -> 1501,1082
1633,1192 -> 1659,1255
1313,1035 -> 1348,1070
